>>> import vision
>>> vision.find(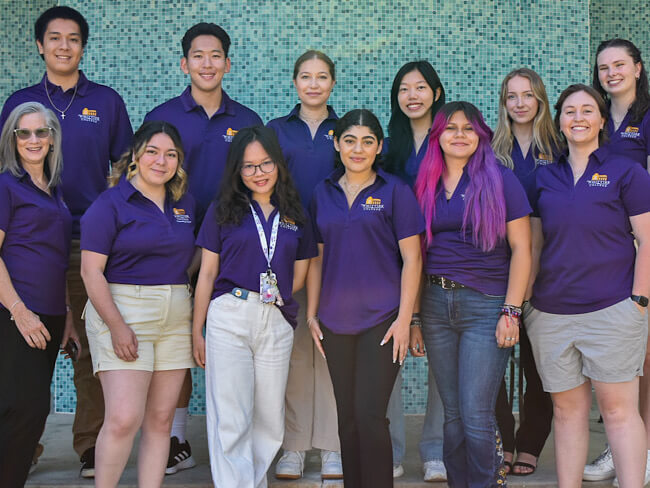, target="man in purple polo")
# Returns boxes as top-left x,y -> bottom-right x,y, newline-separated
144,22 -> 262,475
0,6 -> 132,478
